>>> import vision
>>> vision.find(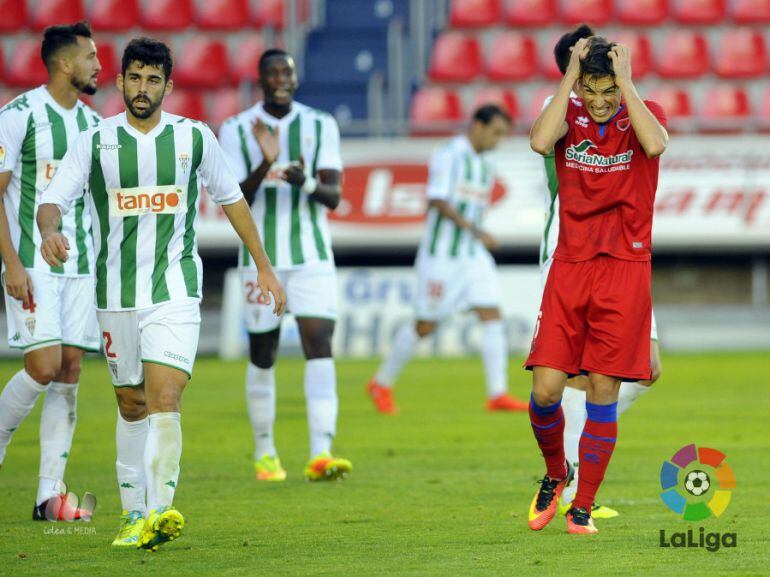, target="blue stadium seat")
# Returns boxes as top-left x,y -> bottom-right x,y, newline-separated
295,83 -> 368,125
323,0 -> 409,30
303,32 -> 389,87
